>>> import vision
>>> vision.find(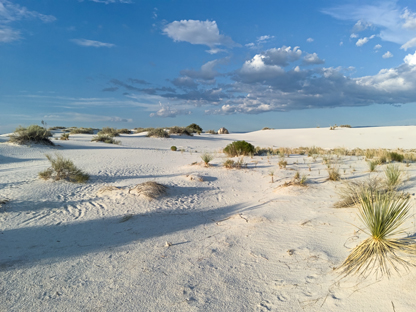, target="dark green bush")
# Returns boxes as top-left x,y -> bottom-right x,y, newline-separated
171,146 -> 177,151
223,140 -> 255,157
147,128 -> 169,138
186,123 -> 203,133
9,125 -> 54,145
